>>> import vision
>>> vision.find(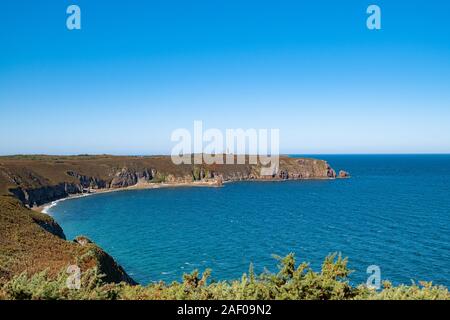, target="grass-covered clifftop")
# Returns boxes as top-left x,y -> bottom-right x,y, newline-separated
0,155 -> 338,206
0,196 -> 135,285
